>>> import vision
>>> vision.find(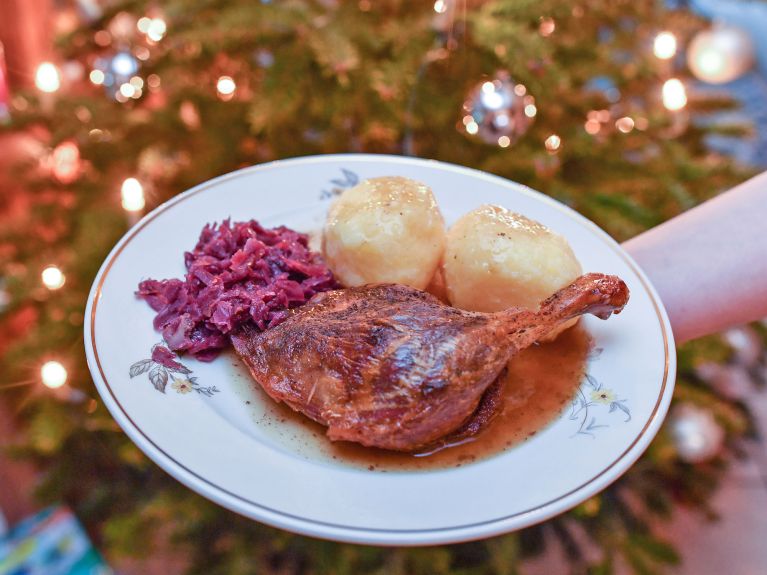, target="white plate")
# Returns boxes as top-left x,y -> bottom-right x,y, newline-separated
85,154 -> 674,546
